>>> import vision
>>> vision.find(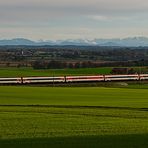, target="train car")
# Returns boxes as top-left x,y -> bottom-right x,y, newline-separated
104,74 -> 139,81
22,76 -> 65,84
66,75 -> 104,82
0,77 -> 22,84
139,74 -> 148,80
